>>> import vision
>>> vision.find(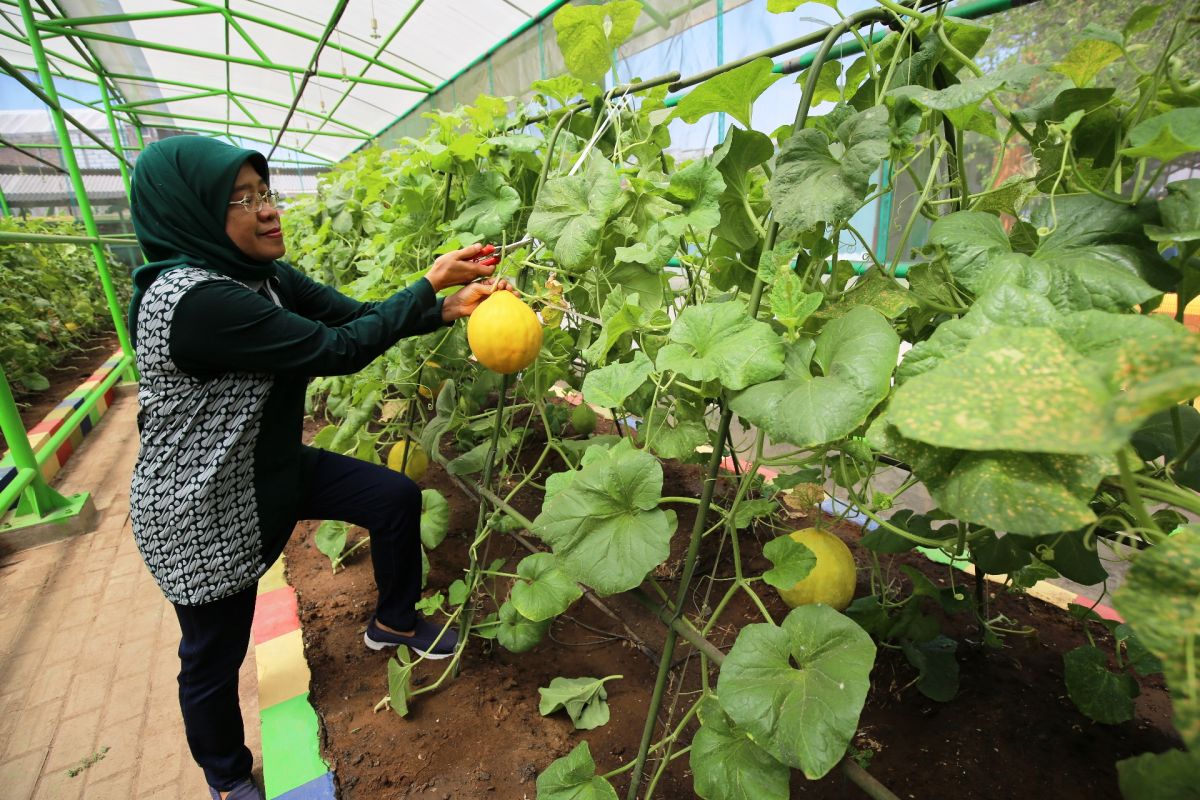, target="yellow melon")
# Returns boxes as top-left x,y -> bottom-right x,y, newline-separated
467,290 -> 543,374
777,528 -> 857,611
387,440 -> 429,481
